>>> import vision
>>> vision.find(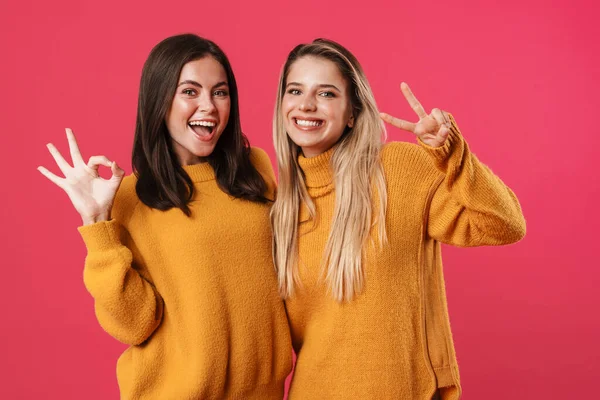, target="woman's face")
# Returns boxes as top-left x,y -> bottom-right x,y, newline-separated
166,56 -> 231,165
281,56 -> 354,158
